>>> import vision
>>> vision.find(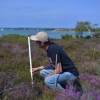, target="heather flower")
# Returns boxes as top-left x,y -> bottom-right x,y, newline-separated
56,86 -> 82,100
83,43 -> 94,49
90,78 -> 95,84
92,87 -> 100,100
7,82 -> 31,100
12,44 -> 22,53
1,42 -> 13,48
